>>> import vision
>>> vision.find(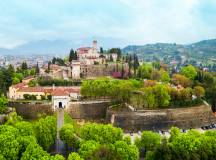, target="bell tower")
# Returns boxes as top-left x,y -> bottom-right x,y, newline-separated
93,40 -> 97,50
